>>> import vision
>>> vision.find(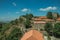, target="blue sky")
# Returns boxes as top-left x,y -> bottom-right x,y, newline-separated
0,0 -> 60,22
